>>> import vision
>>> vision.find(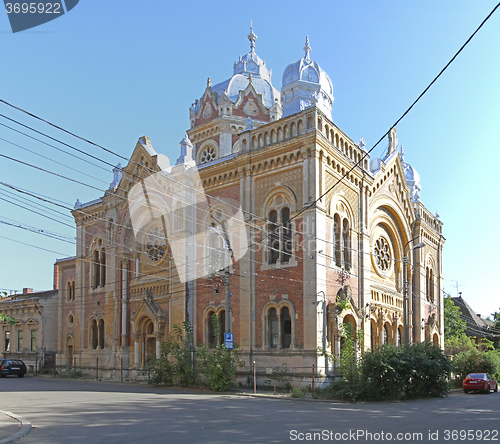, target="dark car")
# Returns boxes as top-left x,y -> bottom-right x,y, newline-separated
0,359 -> 27,378
463,373 -> 498,394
